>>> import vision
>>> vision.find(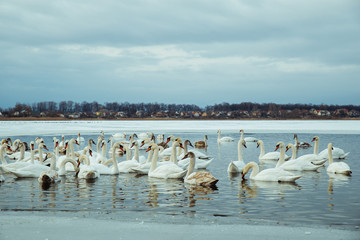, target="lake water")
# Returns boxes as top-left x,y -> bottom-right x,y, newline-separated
0,120 -> 359,229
